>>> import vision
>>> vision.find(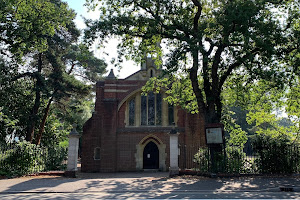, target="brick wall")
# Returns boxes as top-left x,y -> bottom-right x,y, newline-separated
82,76 -> 206,172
